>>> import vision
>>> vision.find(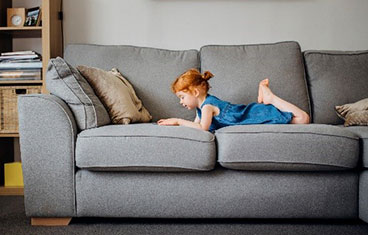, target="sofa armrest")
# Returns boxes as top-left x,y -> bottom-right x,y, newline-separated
18,94 -> 77,217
